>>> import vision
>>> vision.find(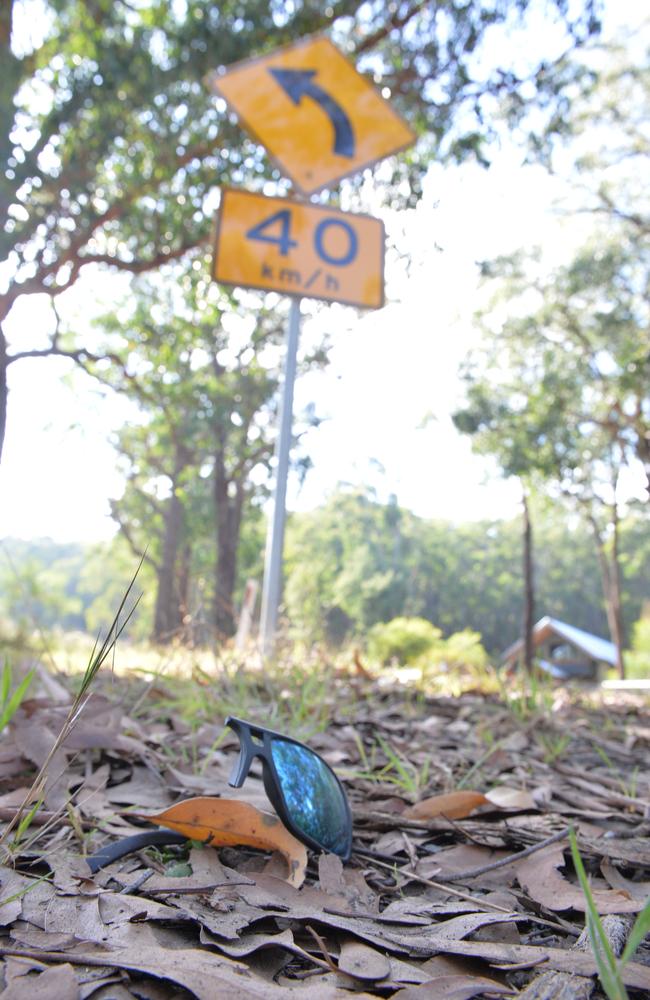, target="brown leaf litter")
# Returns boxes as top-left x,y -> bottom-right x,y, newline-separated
0,669 -> 649,998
